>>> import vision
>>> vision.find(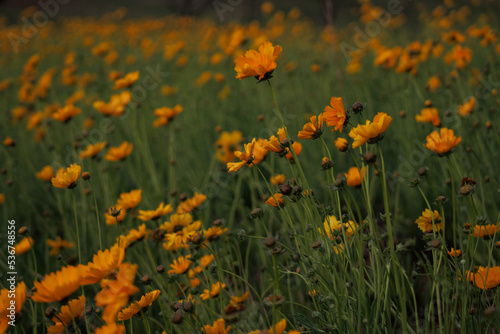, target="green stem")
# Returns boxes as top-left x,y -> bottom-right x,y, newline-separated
89,180 -> 102,250
72,190 -> 81,263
